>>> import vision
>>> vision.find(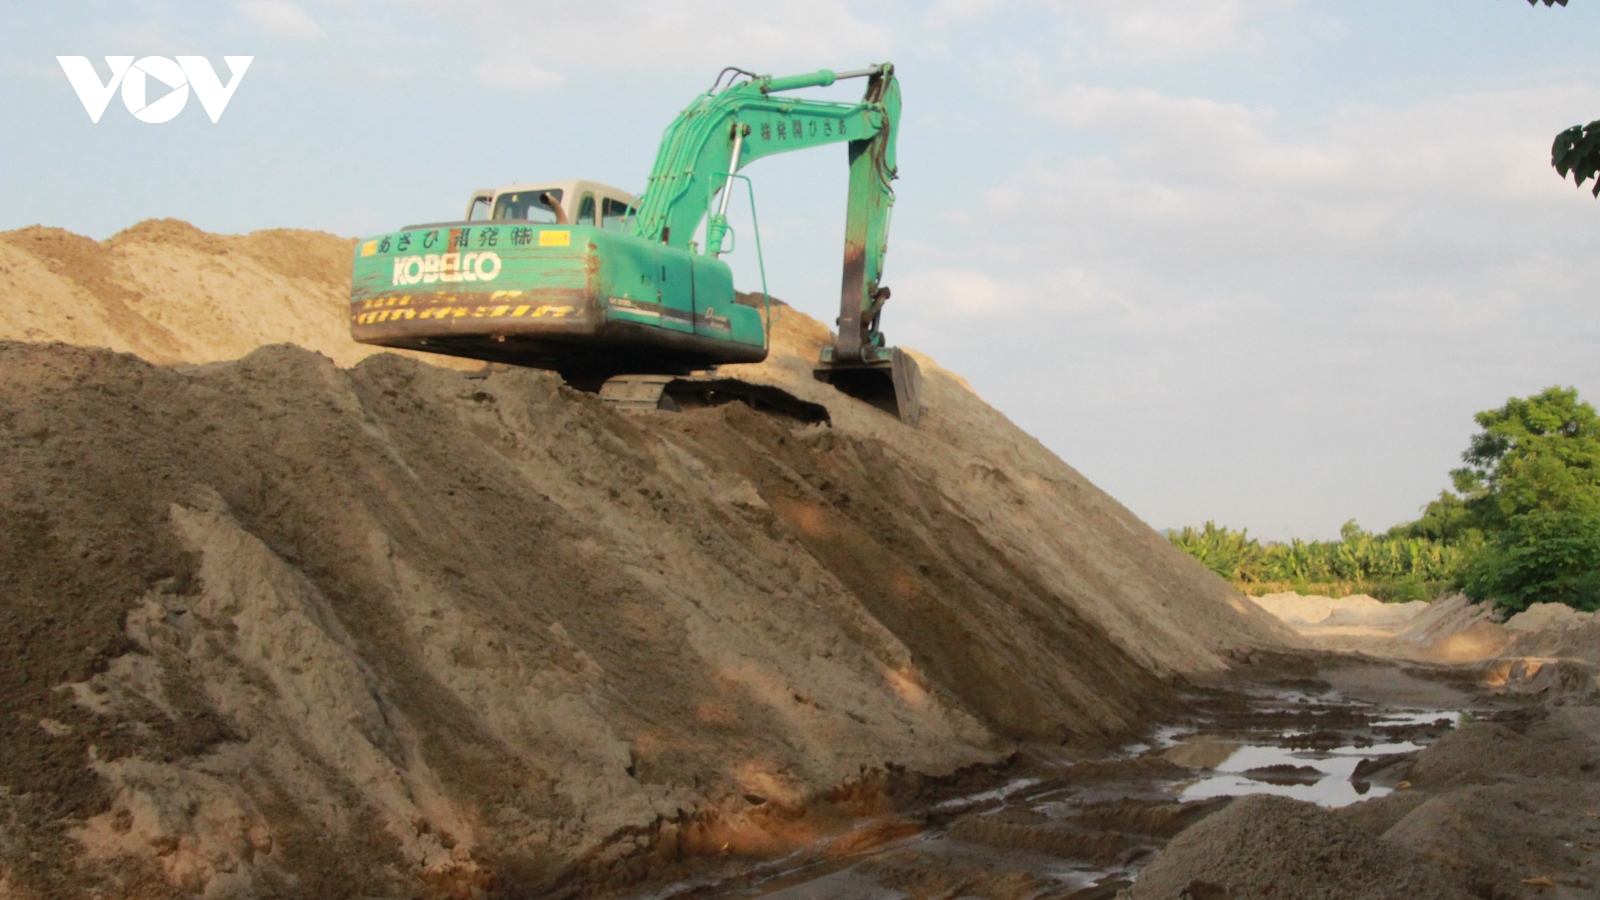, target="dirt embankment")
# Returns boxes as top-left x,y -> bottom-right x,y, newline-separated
0,221 -> 1291,897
